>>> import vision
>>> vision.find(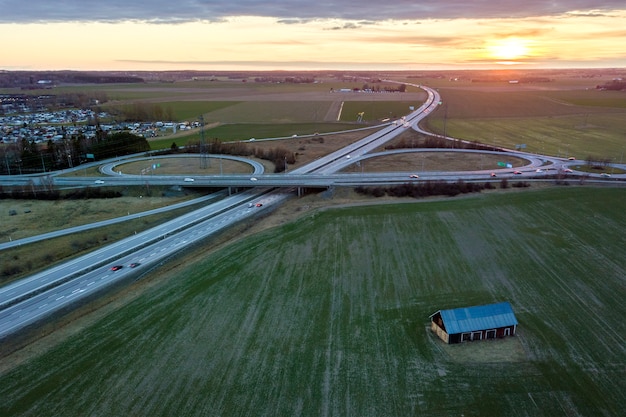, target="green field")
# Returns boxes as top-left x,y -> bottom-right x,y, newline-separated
1,187 -> 625,416
422,88 -> 626,159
